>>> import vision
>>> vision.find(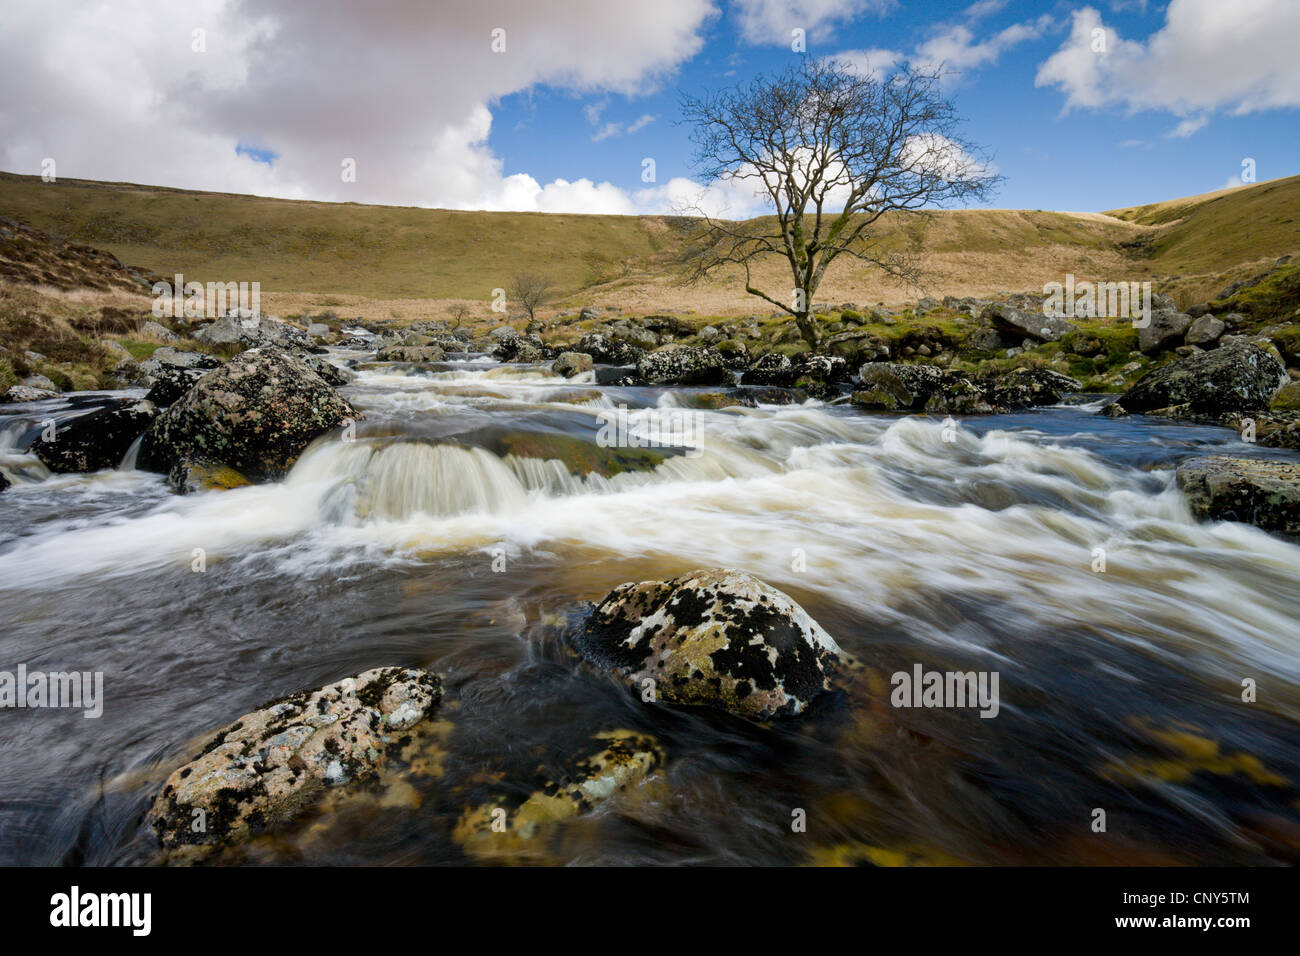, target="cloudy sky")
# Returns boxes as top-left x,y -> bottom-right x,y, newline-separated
1,0 -> 1297,215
